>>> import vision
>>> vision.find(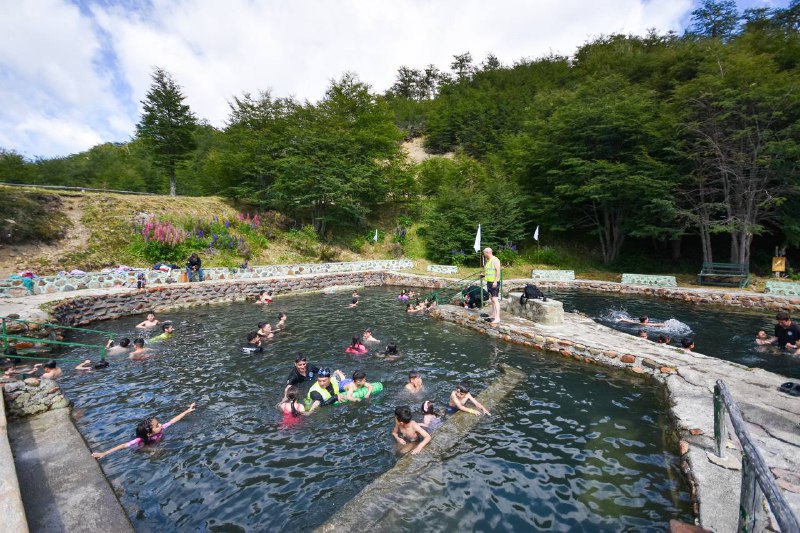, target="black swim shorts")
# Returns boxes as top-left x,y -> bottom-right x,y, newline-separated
487,284 -> 500,297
